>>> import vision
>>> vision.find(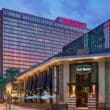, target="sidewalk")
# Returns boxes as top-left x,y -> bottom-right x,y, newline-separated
0,104 -> 40,110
